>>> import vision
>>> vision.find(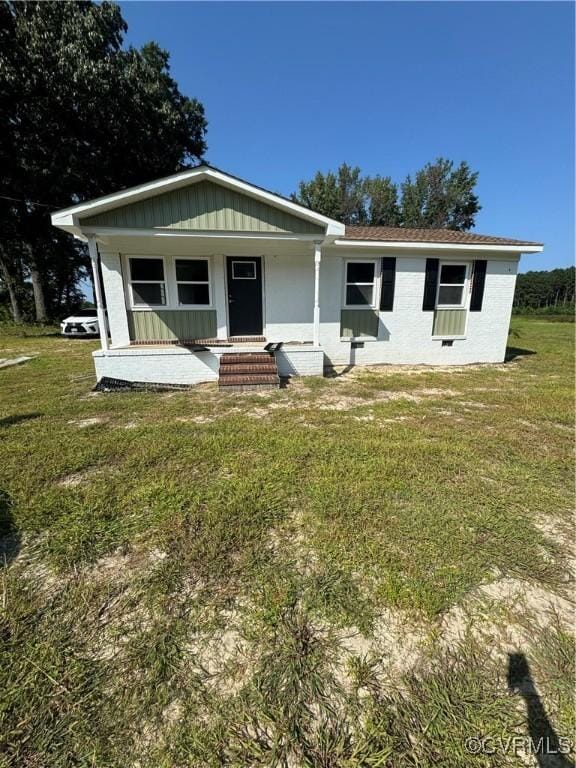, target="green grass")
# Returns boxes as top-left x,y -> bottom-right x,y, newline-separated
0,318 -> 573,766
